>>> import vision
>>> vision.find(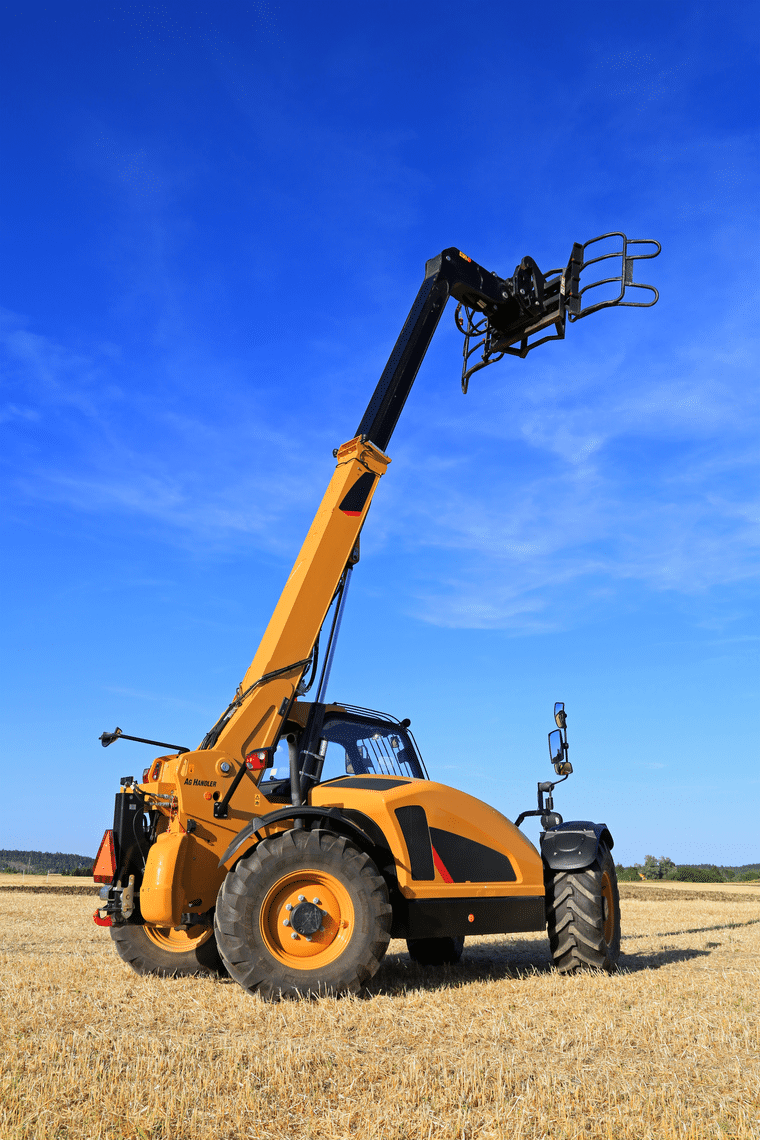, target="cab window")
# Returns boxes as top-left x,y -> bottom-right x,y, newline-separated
319,718 -> 426,782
